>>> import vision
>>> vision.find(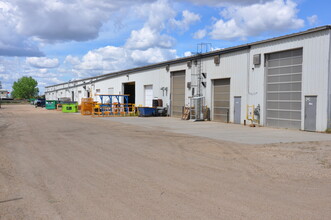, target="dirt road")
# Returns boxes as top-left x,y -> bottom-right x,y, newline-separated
0,105 -> 330,219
